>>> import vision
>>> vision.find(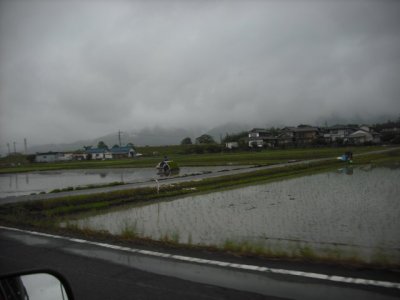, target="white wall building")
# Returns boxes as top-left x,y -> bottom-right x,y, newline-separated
35,152 -> 63,163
